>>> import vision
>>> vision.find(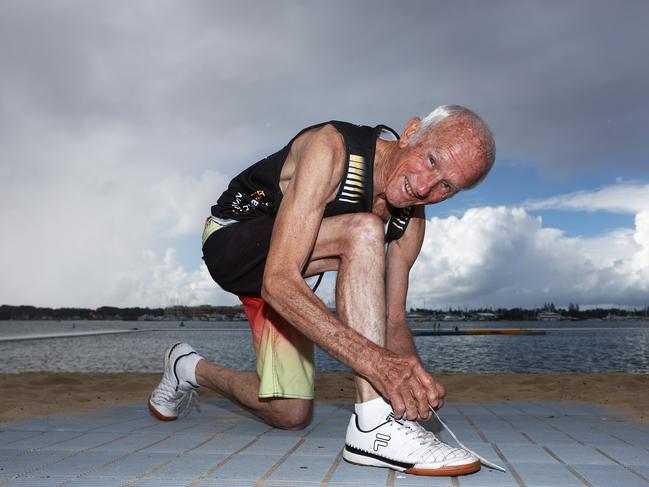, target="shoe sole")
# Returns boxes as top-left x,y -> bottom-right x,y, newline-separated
343,449 -> 480,477
147,397 -> 178,421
